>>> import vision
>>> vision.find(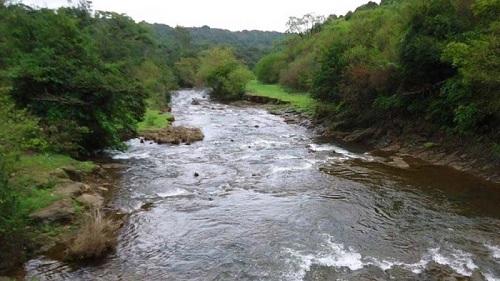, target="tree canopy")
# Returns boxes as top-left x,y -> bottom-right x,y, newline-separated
255,0 -> 500,145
